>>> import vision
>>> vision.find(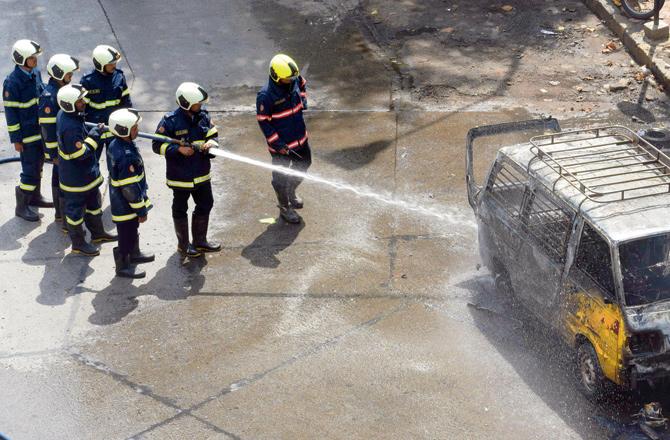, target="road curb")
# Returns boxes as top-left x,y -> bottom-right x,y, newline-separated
583,0 -> 670,90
